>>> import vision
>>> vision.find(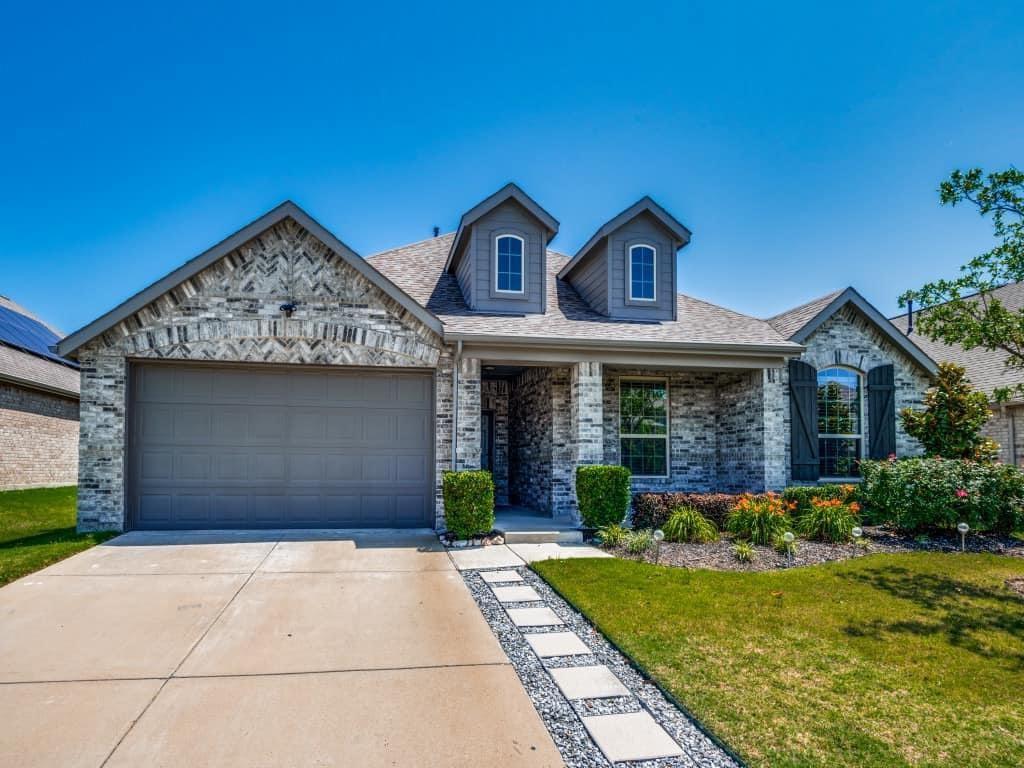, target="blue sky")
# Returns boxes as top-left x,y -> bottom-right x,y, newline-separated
1,1 -> 1021,334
